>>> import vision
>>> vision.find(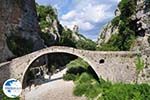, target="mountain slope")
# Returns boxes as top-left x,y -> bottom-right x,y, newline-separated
37,5 -> 97,50
97,0 -> 150,51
